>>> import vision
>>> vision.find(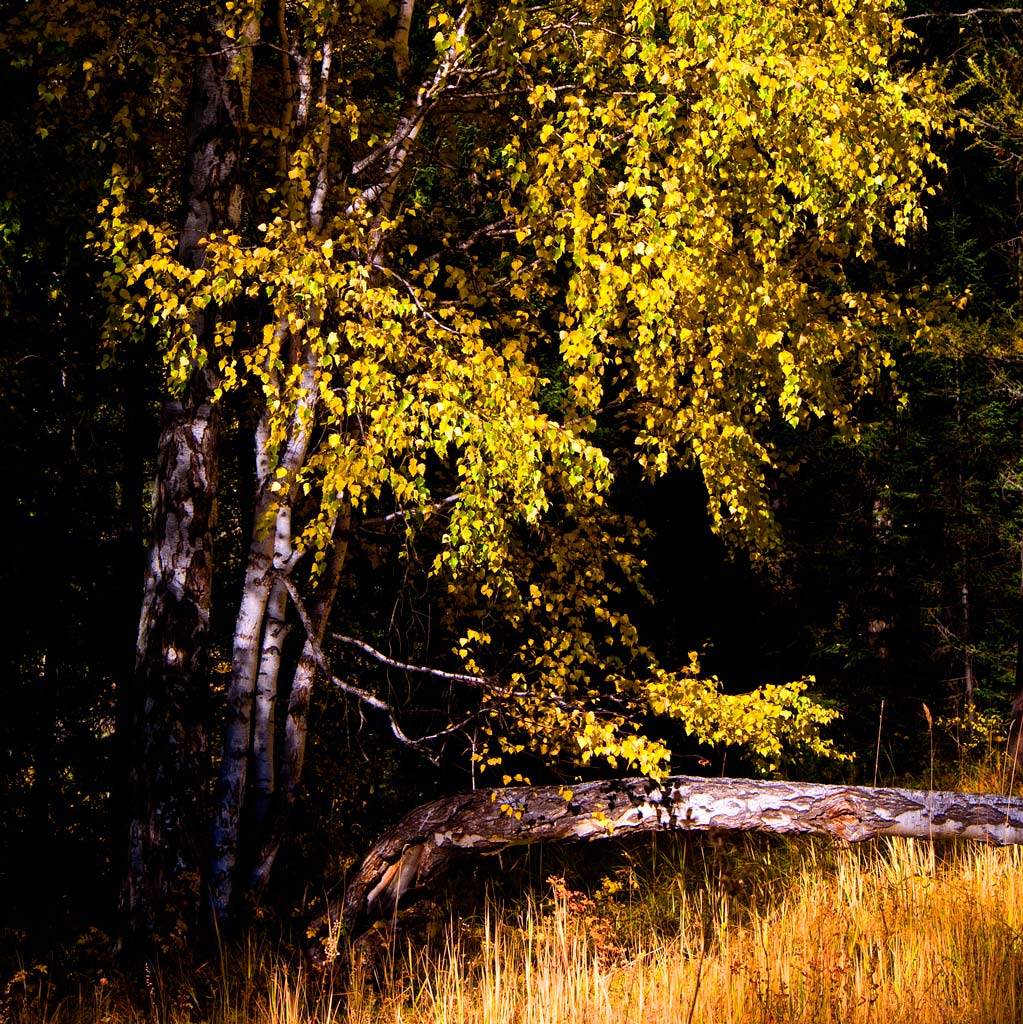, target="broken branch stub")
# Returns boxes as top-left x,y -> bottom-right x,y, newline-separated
309,775 -> 1023,958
